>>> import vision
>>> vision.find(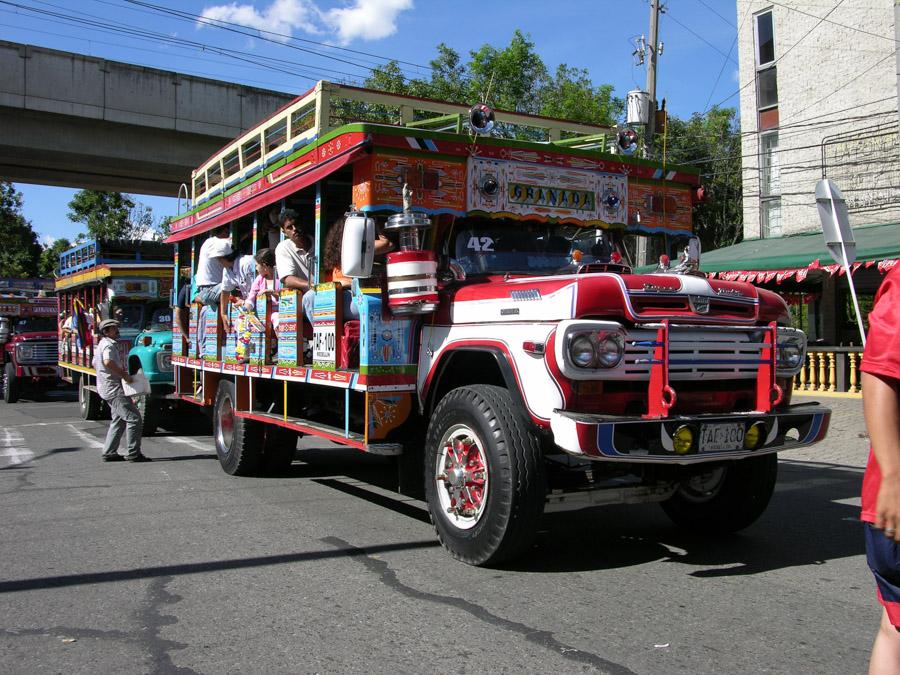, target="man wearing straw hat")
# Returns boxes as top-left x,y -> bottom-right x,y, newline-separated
93,318 -> 150,462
